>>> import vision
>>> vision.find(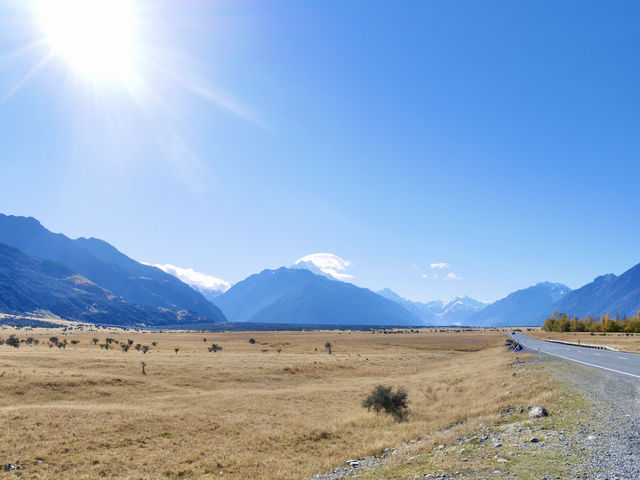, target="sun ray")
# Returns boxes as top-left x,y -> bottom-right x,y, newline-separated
0,51 -> 53,106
